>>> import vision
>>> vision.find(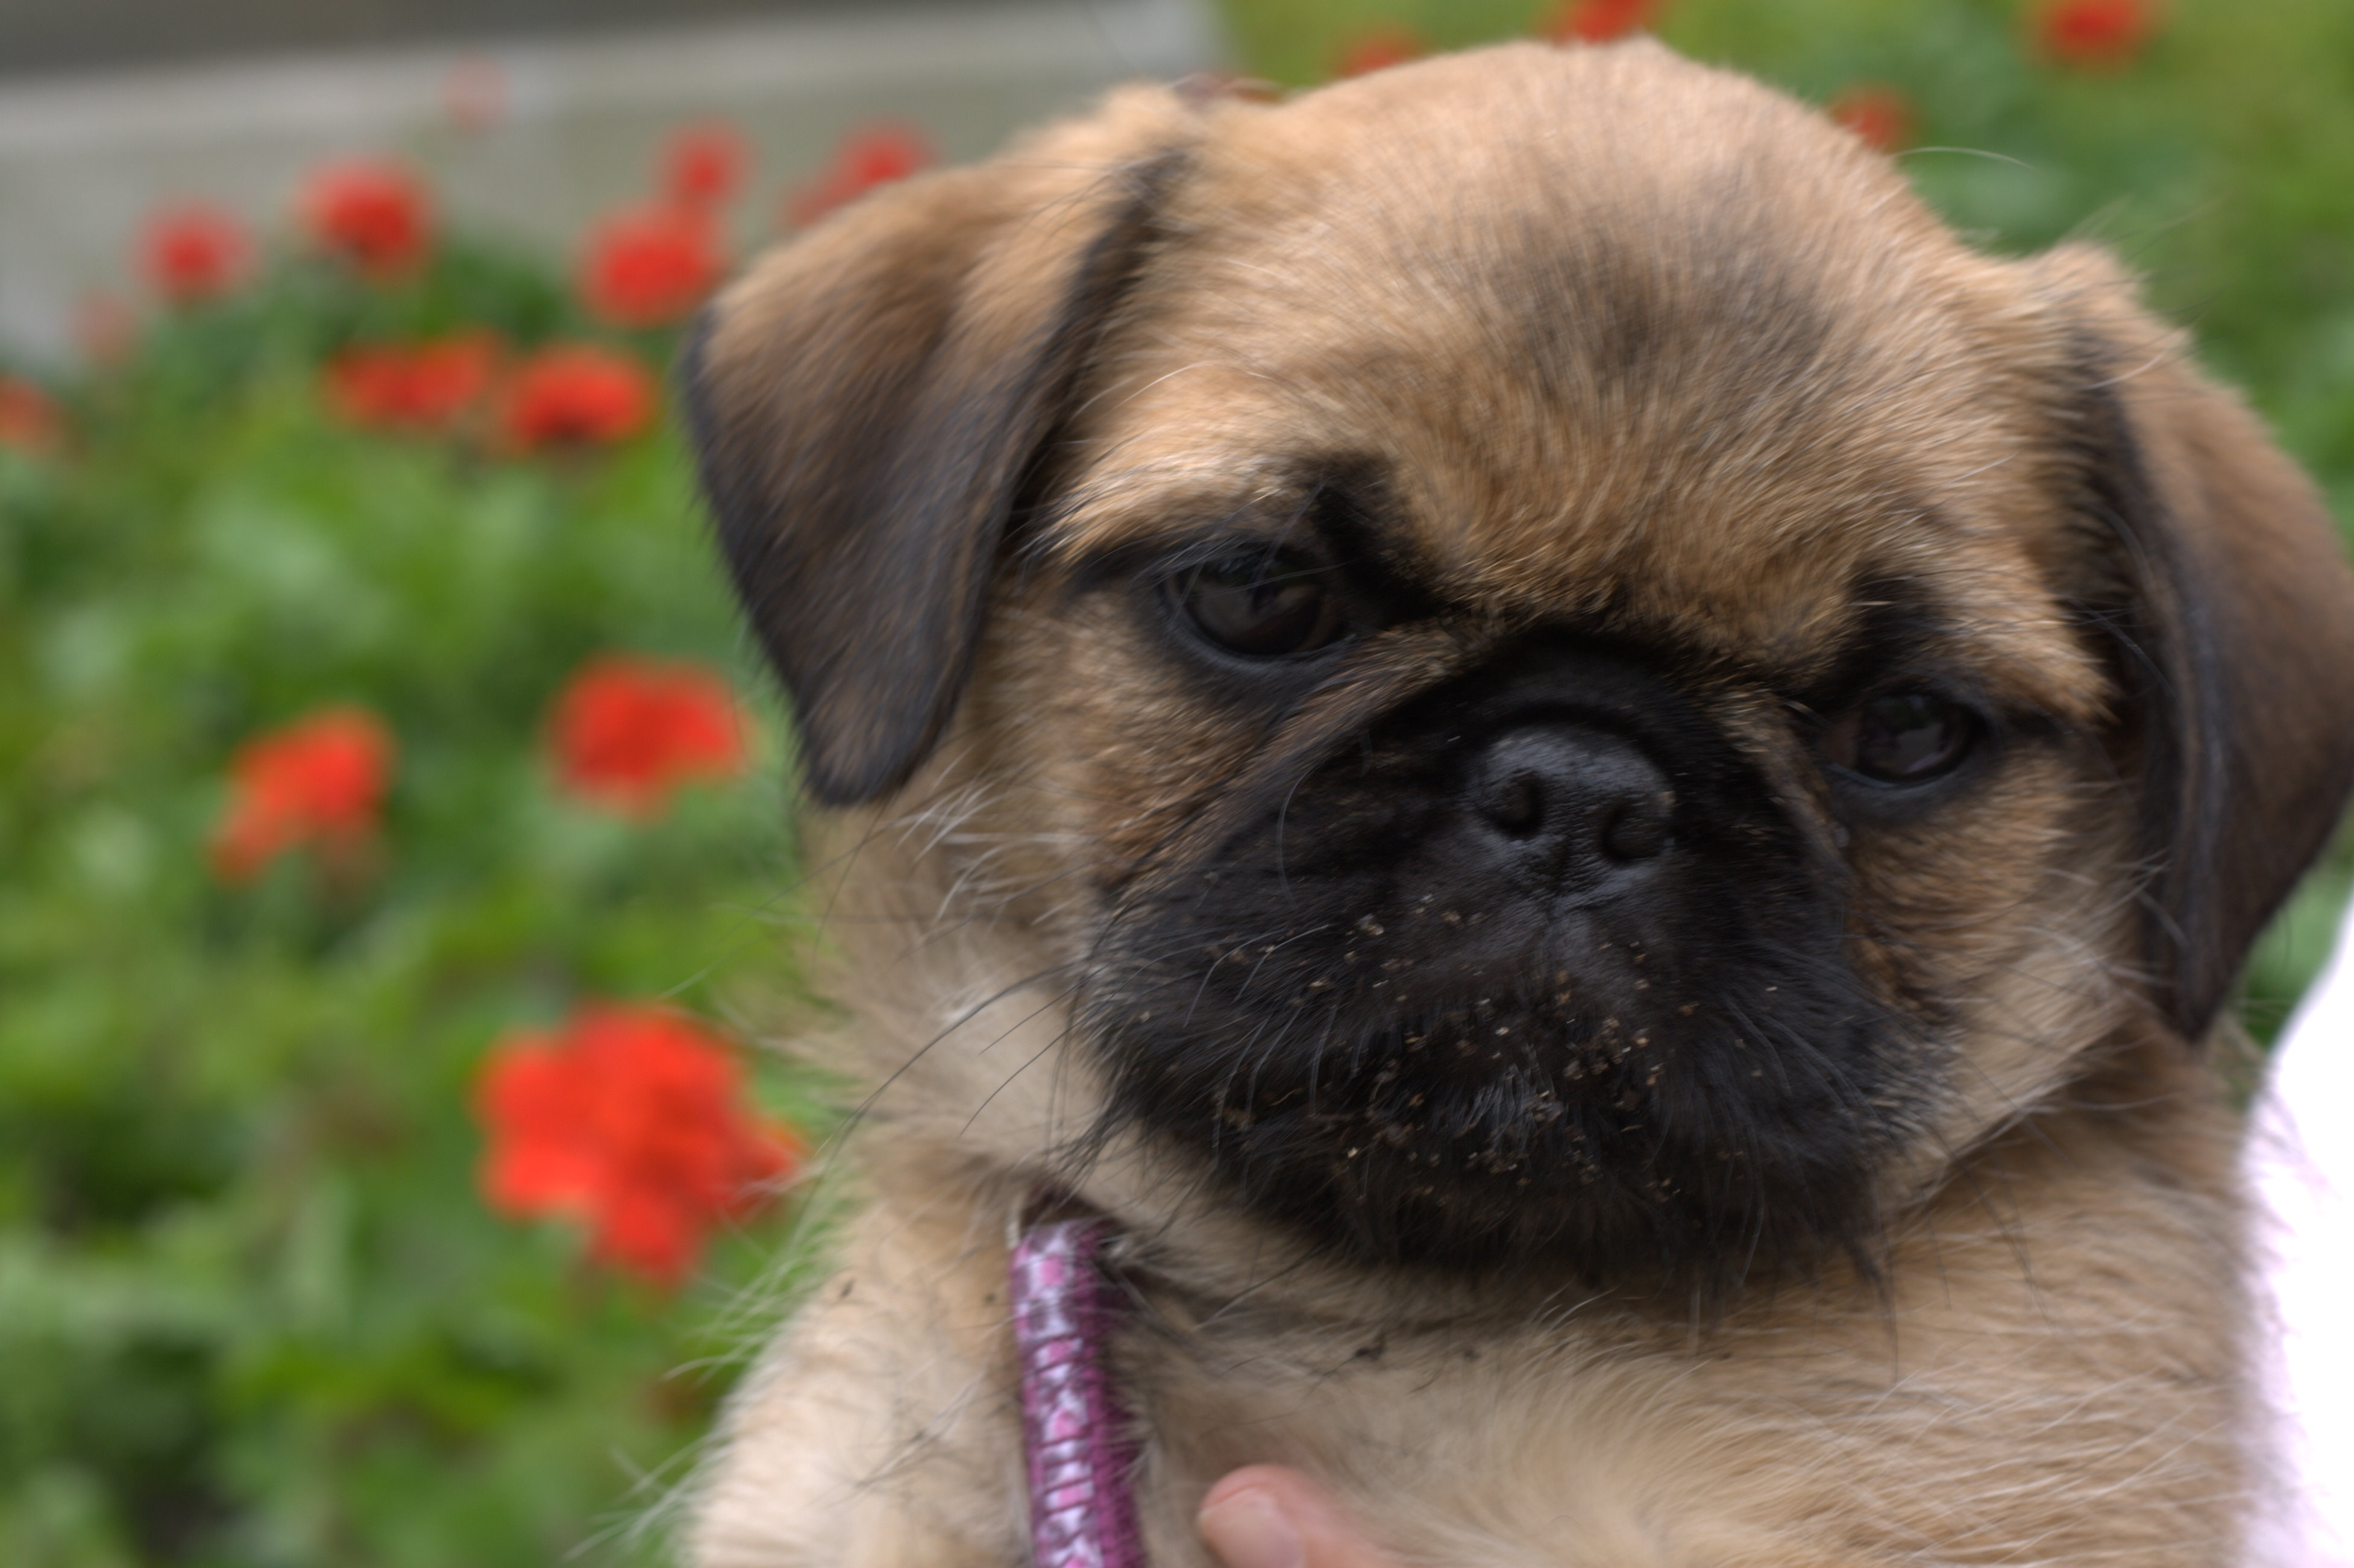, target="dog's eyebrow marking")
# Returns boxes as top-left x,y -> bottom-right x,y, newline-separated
1771,575 -> 1964,705
1293,460 -> 1446,616
1050,456 -> 1431,605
